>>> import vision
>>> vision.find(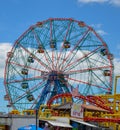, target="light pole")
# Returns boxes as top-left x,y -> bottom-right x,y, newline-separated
36,109 -> 38,130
